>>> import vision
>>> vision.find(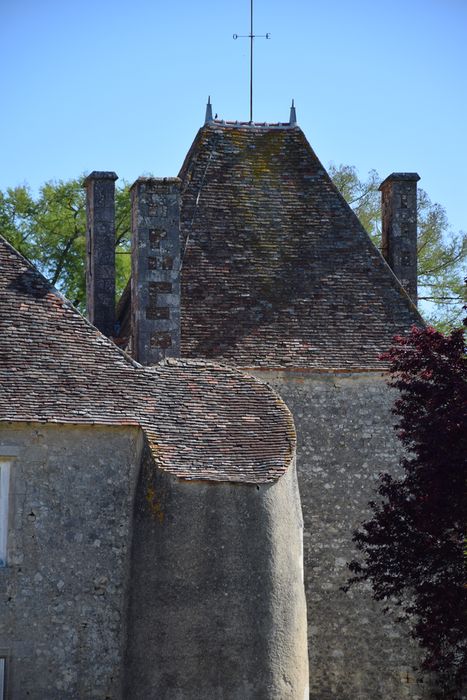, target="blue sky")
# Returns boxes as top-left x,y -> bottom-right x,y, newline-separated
1,0 -> 466,234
